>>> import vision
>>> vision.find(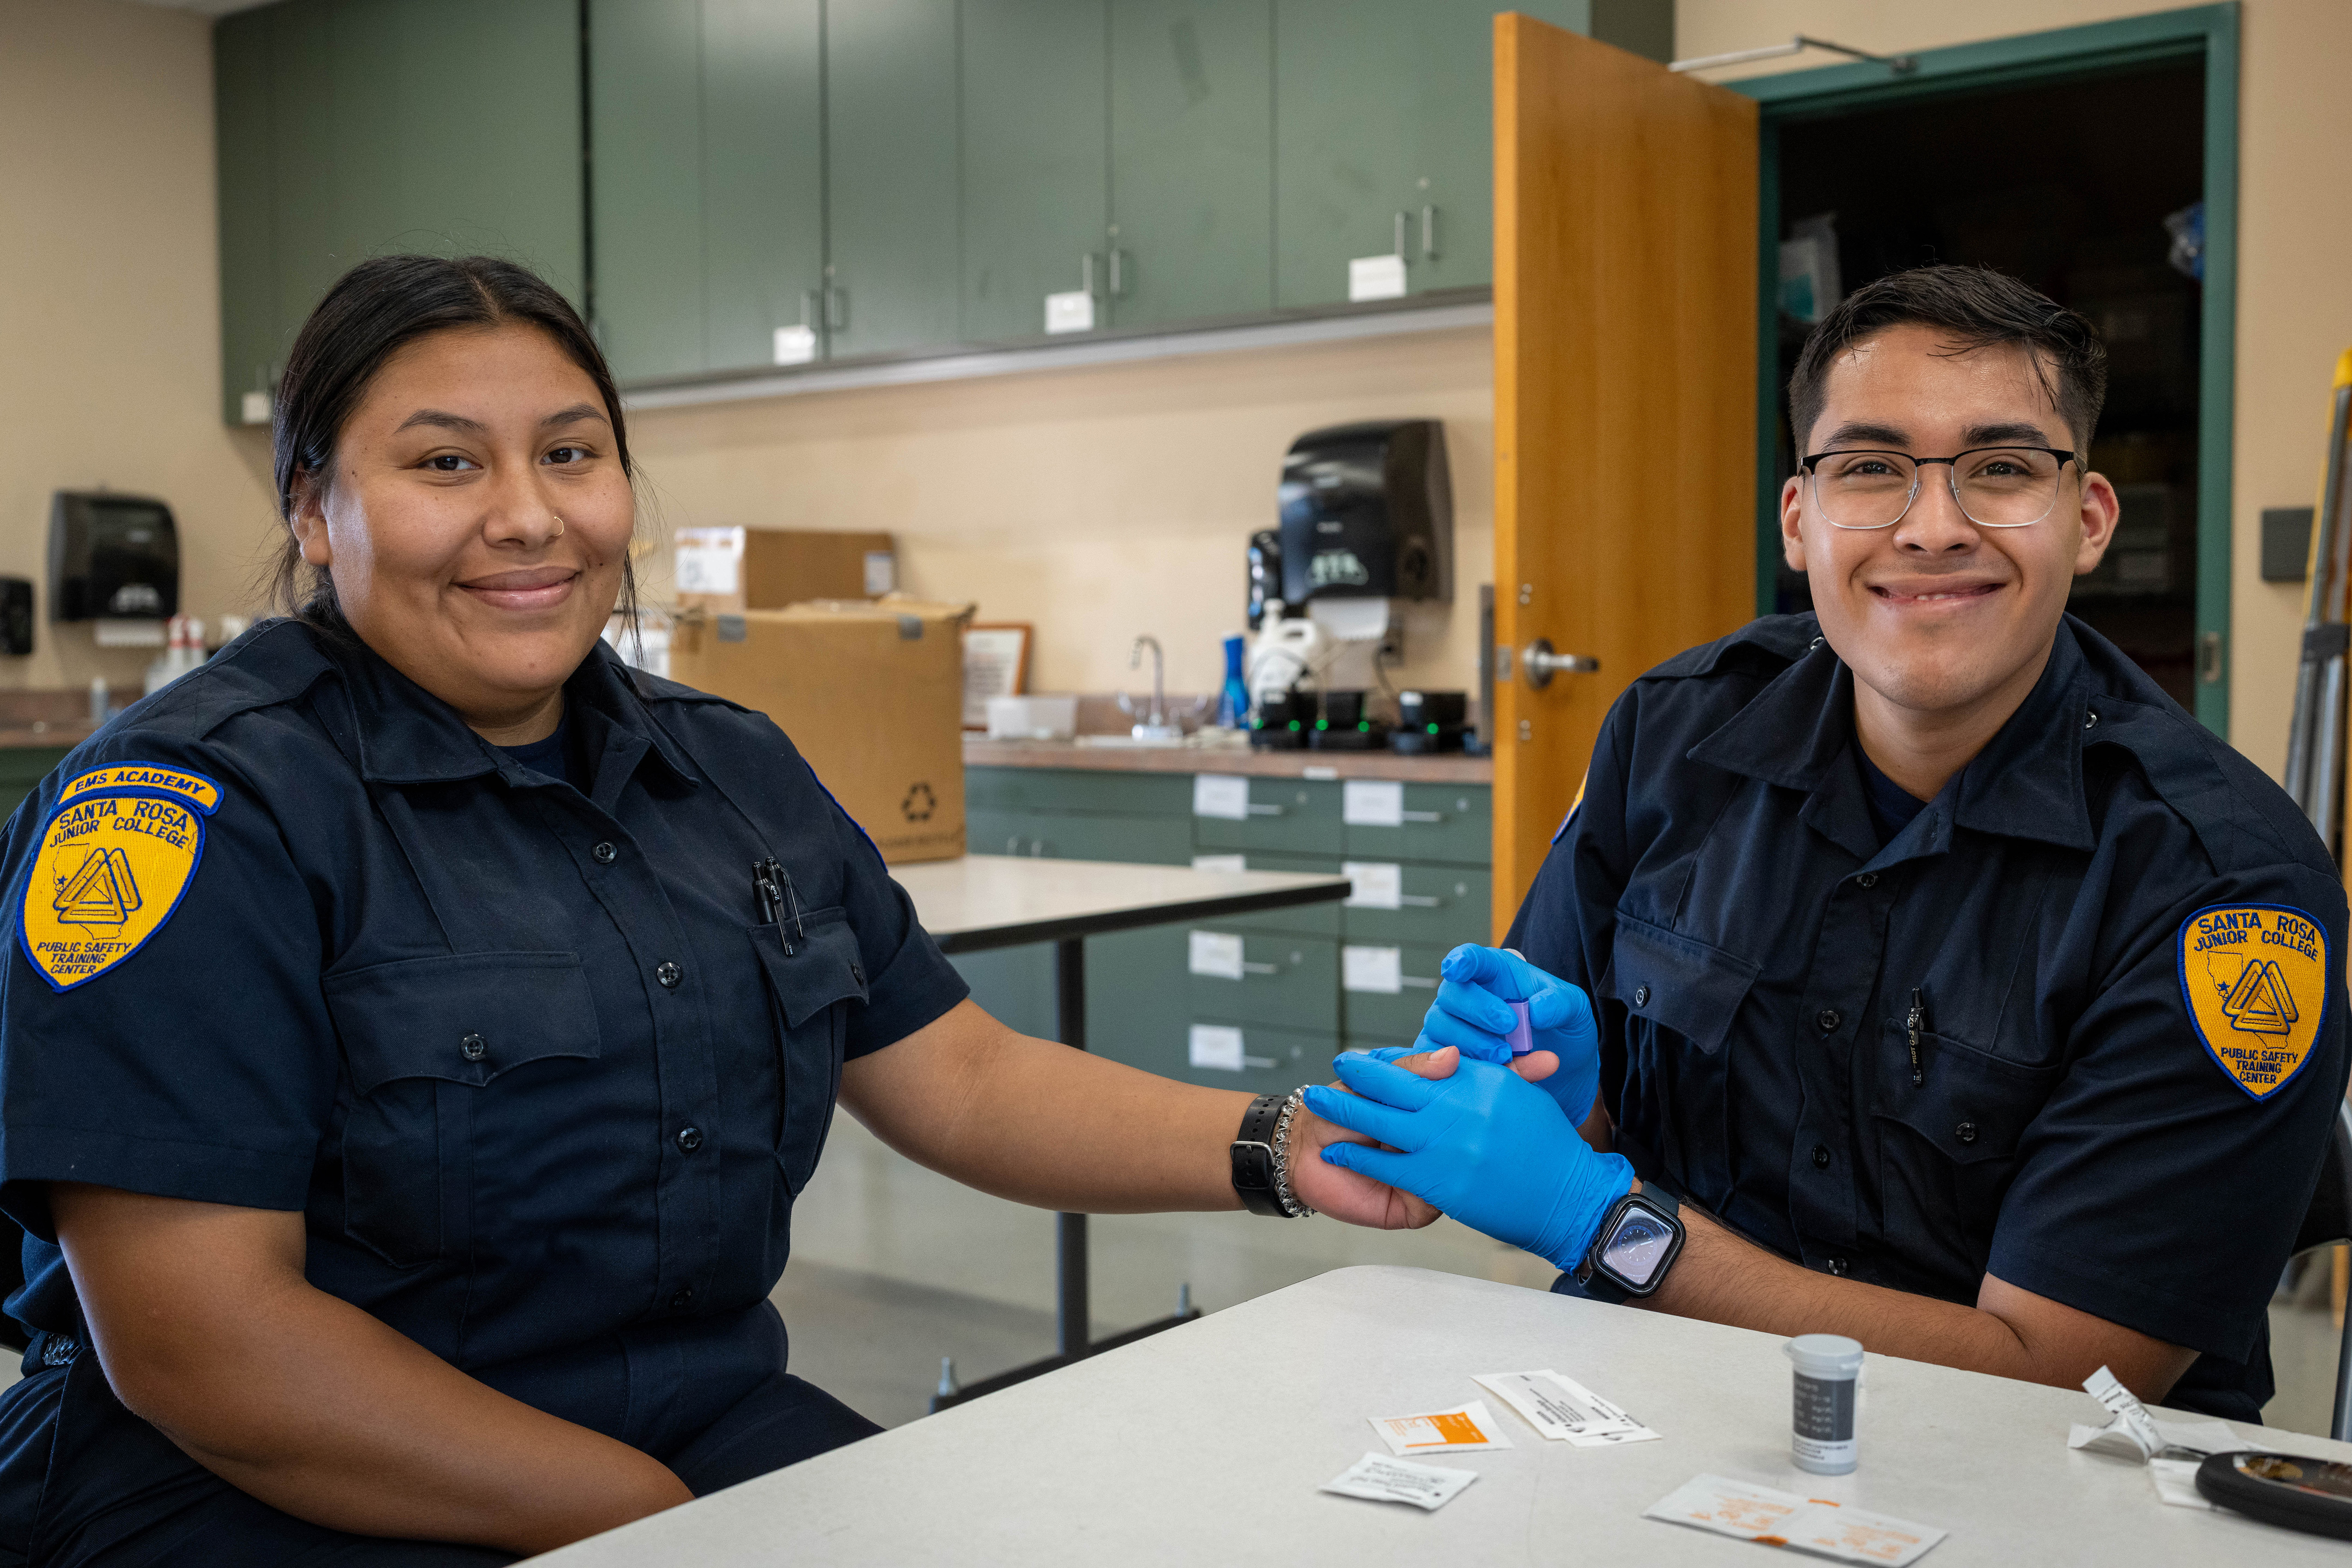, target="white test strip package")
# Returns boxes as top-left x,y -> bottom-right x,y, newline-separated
1474,1370 -> 1660,1446
1320,1453 -> 1480,1512
1644,1474 -> 1947,1566
1368,1400 -> 1515,1456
